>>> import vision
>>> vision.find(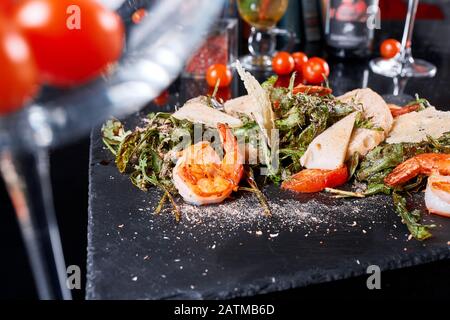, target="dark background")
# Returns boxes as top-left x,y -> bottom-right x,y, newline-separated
1,0 -> 450,300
